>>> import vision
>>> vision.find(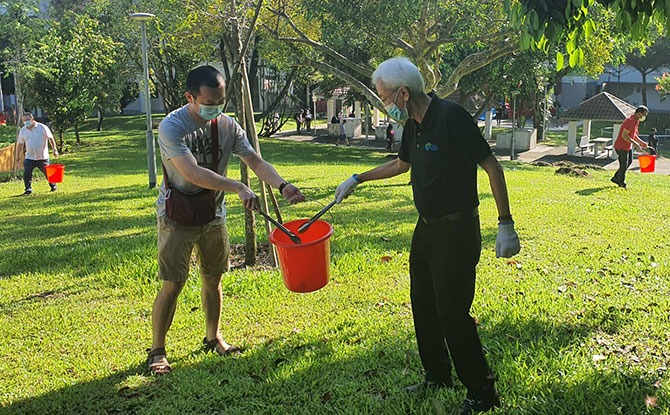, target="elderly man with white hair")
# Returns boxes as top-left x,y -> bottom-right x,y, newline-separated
335,57 -> 520,414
